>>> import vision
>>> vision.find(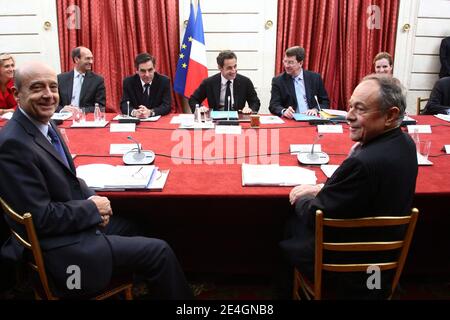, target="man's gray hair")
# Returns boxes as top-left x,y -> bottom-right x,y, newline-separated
362,74 -> 406,125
